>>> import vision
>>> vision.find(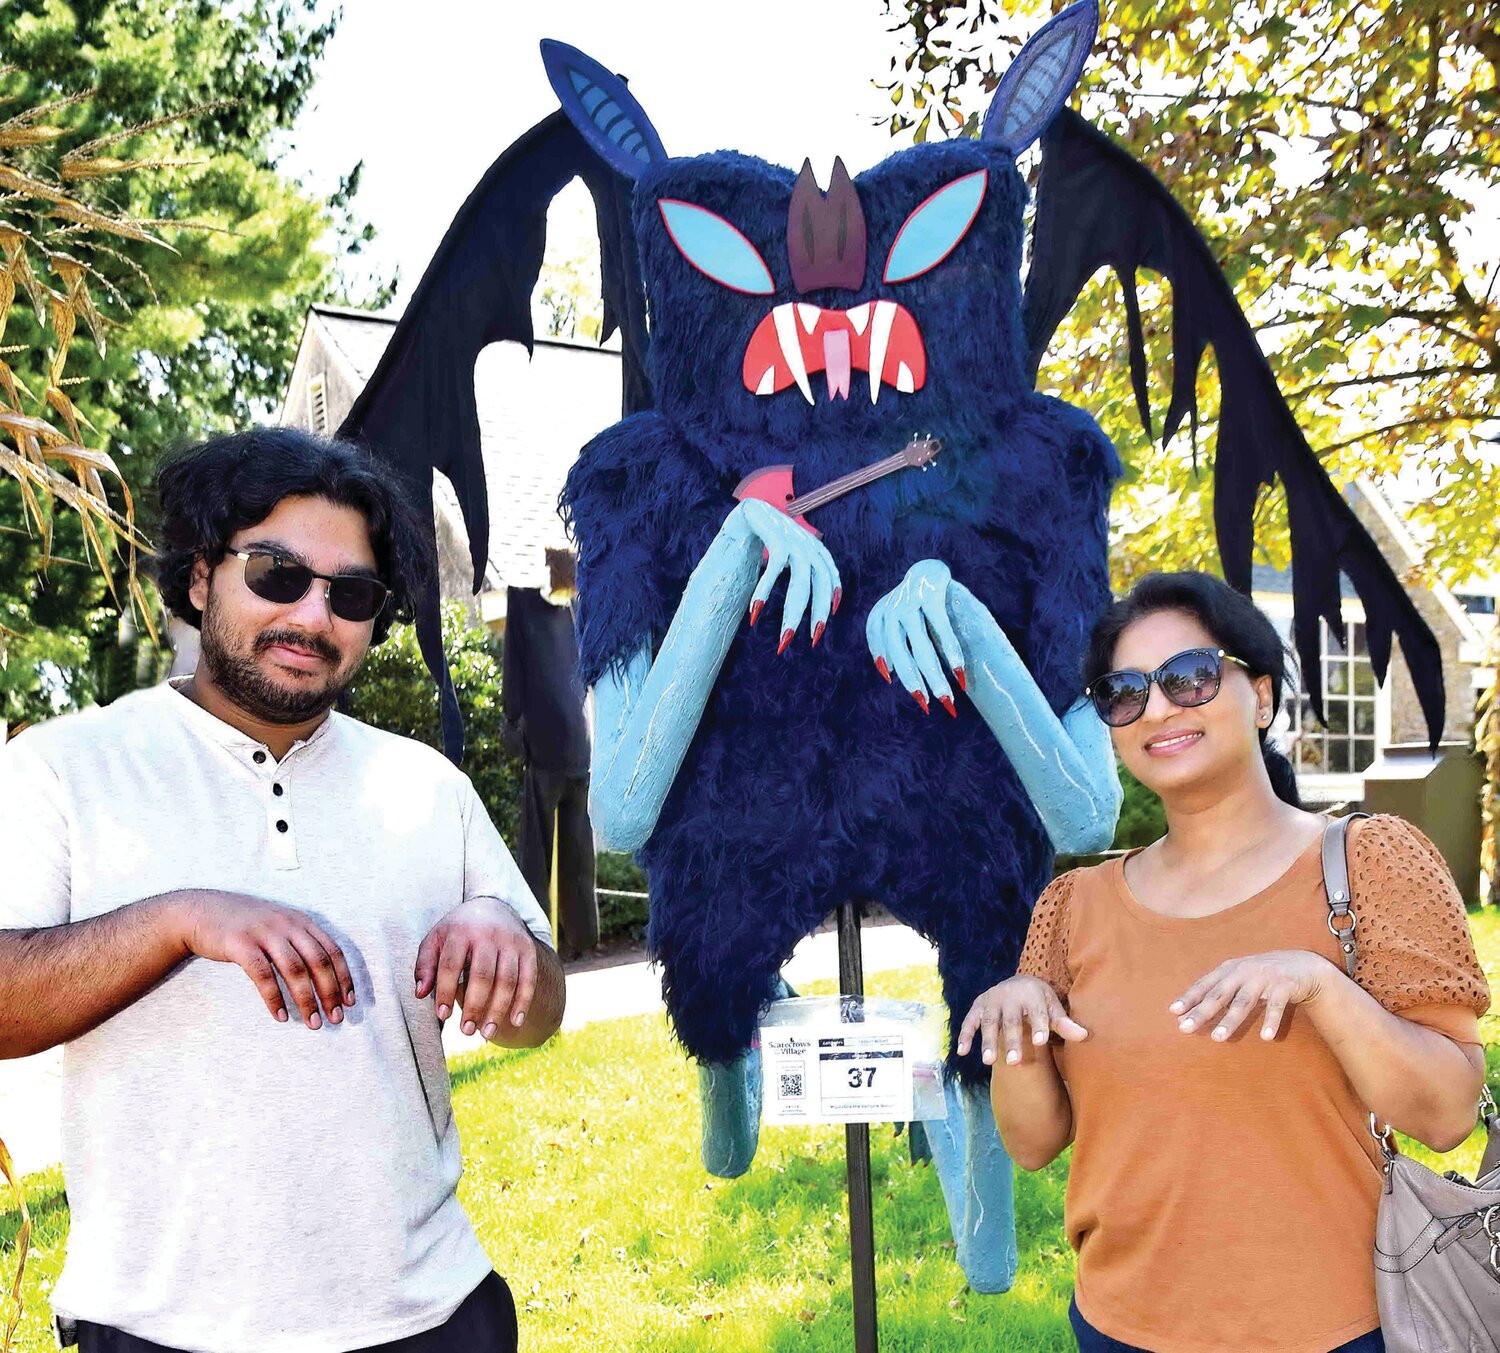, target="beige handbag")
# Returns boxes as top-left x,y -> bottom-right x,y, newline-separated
1322,812 -> 1500,1352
